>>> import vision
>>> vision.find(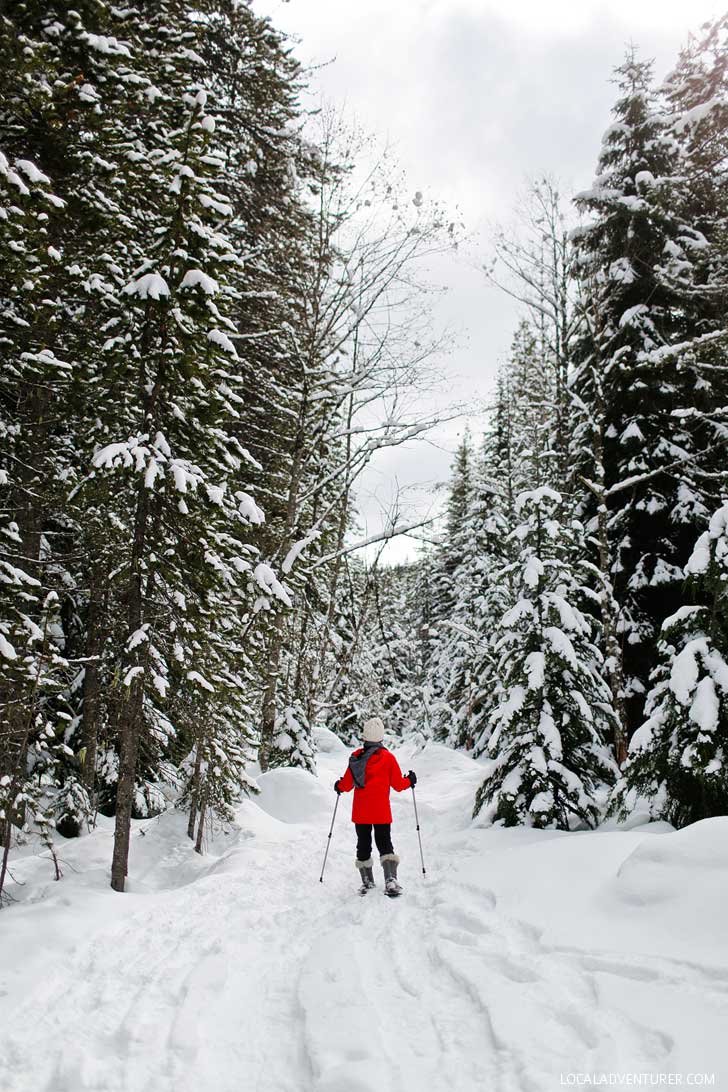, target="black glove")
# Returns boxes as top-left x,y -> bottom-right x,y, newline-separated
334,779 -> 342,794
407,770 -> 417,788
